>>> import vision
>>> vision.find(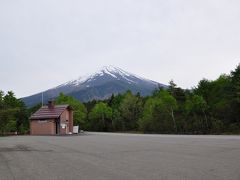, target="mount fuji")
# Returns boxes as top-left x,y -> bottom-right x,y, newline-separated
22,66 -> 167,107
